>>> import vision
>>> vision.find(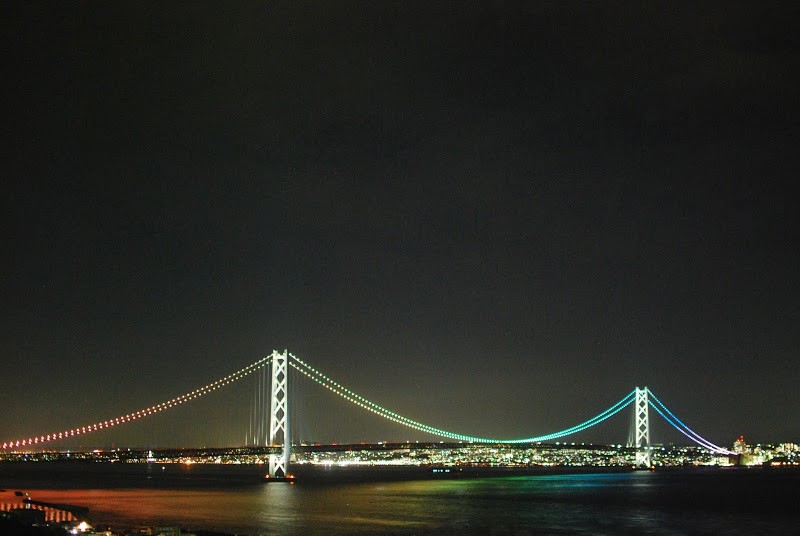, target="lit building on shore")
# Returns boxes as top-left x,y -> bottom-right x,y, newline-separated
733,435 -> 747,454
